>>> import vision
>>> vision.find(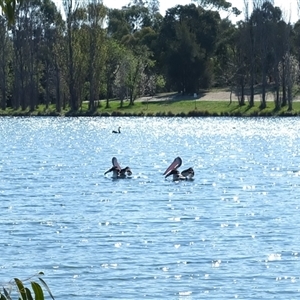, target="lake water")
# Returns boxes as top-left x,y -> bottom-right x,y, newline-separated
1,116 -> 300,299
